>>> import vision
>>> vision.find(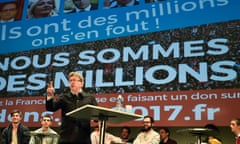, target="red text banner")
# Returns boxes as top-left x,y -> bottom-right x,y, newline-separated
0,88 -> 239,127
